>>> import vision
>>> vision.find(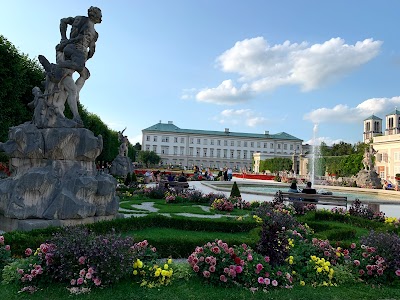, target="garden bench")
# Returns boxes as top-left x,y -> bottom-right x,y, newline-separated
279,191 -> 348,209
161,180 -> 190,193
